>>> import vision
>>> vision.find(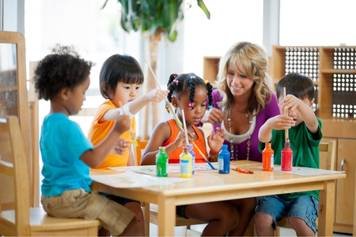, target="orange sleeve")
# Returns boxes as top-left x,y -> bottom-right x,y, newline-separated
88,100 -> 116,146
88,100 -> 134,168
